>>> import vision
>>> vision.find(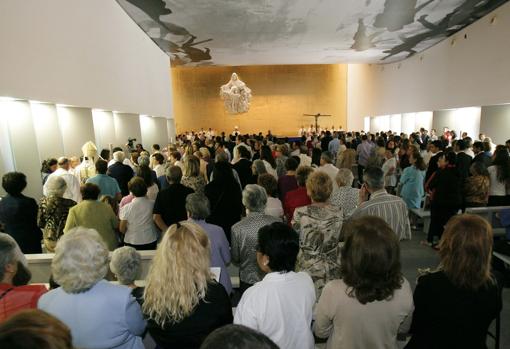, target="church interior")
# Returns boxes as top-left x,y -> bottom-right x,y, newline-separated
1,0 -> 510,348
